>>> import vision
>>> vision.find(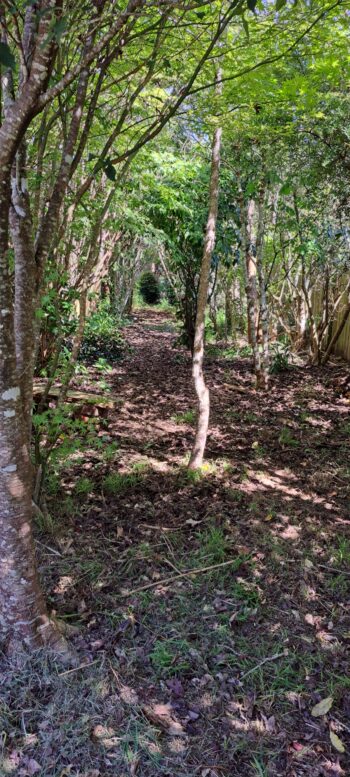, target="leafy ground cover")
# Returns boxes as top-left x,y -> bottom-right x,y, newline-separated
1,311 -> 350,777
